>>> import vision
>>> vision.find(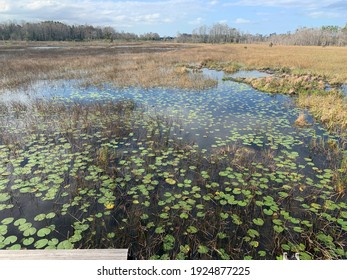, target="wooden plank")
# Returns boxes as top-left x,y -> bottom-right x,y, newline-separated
0,249 -> 128,260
